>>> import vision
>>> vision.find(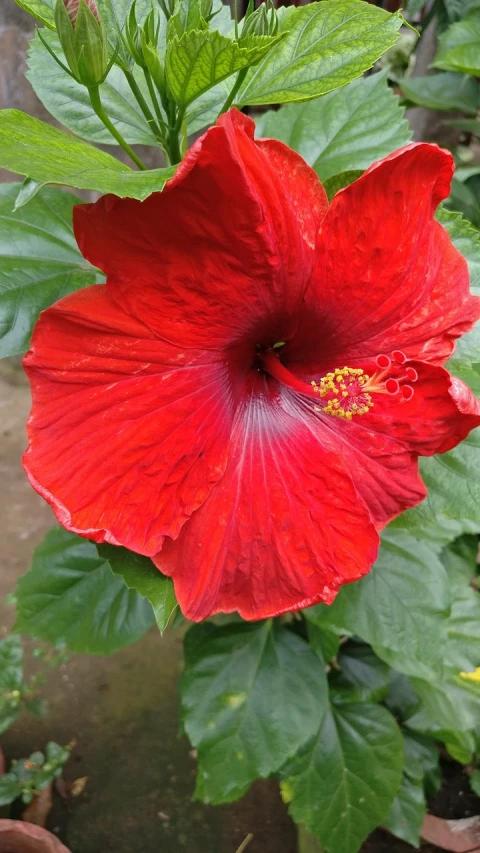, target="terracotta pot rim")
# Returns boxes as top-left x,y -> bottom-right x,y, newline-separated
420,813 -> 480,853
0,819 -> 71,853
